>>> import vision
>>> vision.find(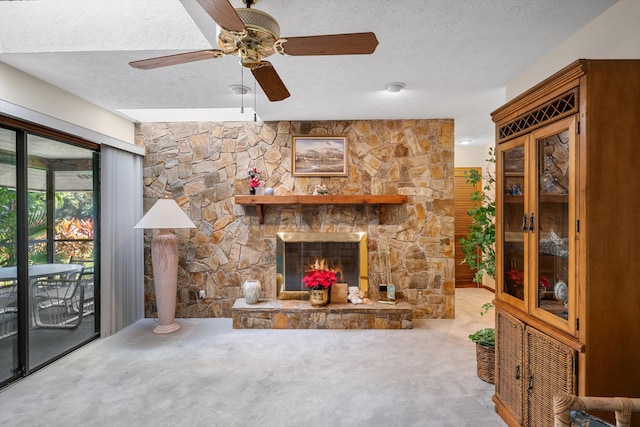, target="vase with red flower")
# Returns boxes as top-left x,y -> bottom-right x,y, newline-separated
303,259 -> 337,307
248,166 -> 262,195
